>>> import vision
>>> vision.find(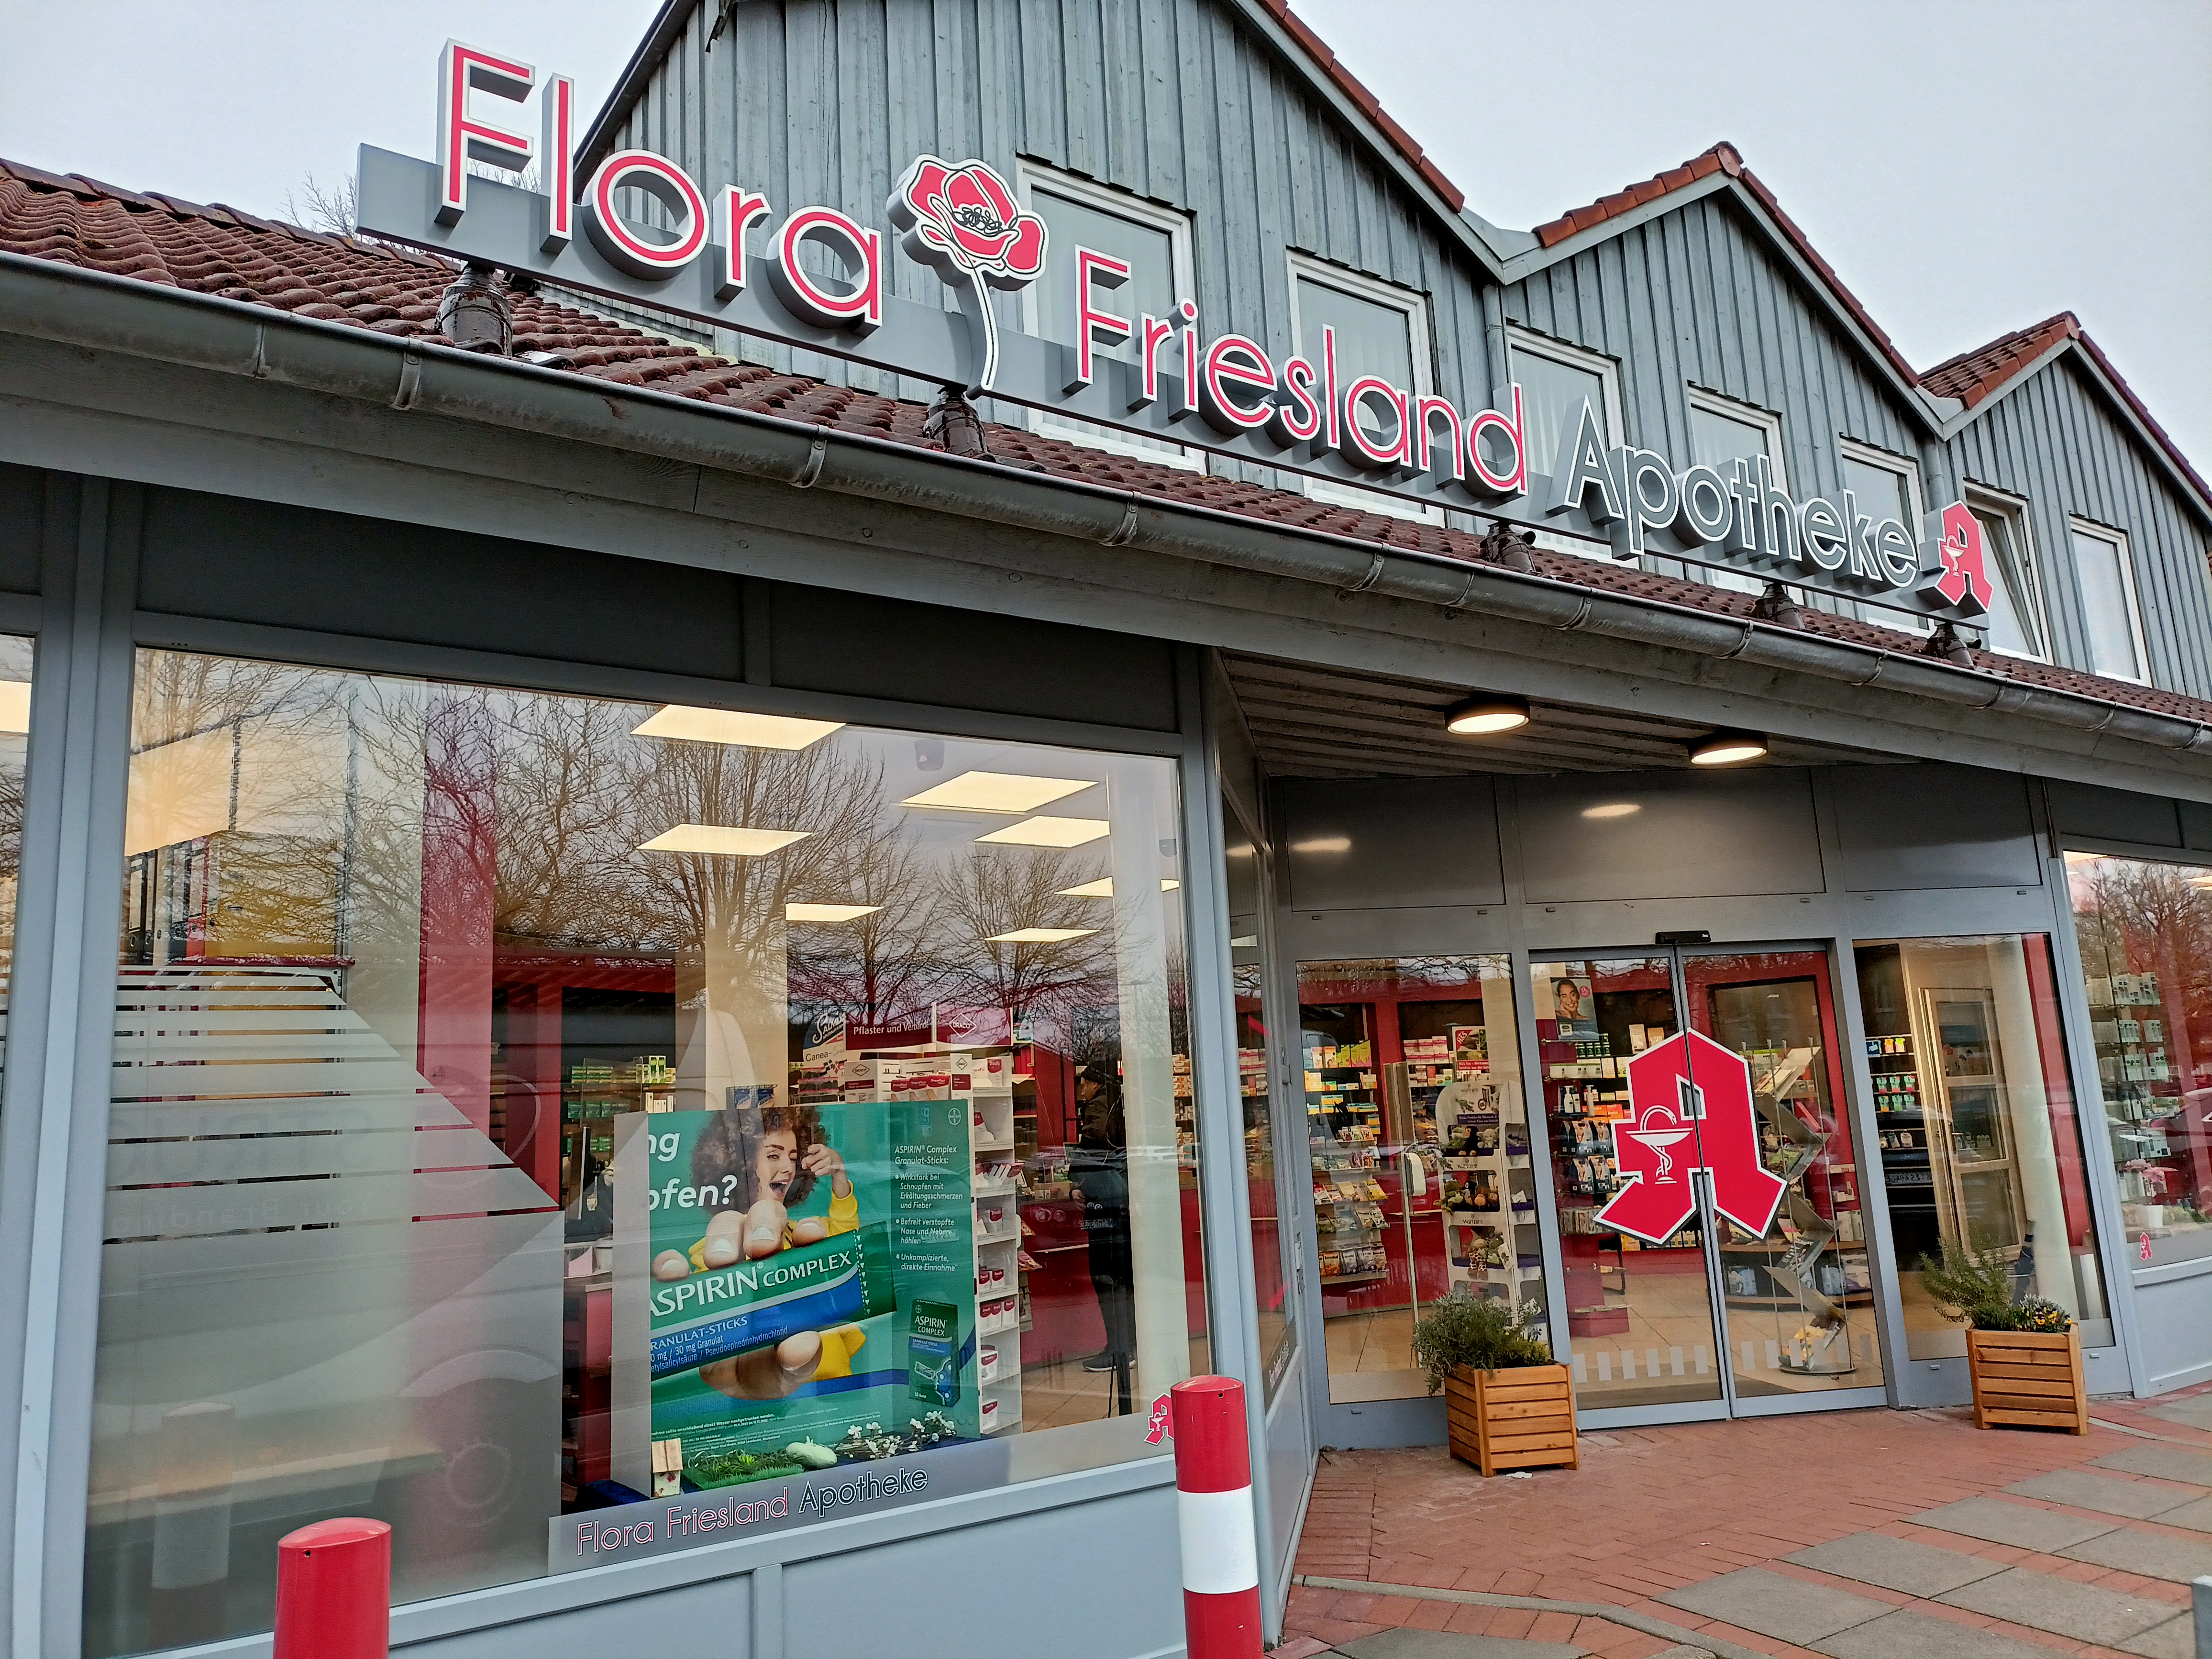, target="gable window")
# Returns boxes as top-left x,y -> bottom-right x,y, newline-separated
1017,164 -> 1197,468
1507,328 -> 1623,559
2068,519 -> 2147,682
1685,387 -> 1786,595
1963,488 -> 2047,660
1837,439 -> 1929,631
1289,254 -> 1438,524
